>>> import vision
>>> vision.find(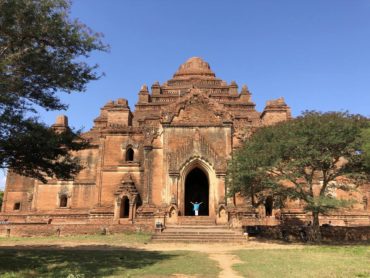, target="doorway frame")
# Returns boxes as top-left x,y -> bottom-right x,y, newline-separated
178,158 -> 217,217
184,167 -> 209,216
